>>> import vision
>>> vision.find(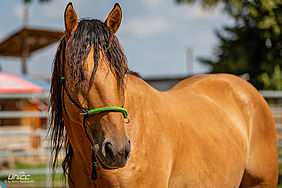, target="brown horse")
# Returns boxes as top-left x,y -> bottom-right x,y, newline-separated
49,3 -> 278,187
